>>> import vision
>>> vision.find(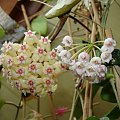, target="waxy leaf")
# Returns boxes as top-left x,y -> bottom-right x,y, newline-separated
45,0 -> 80,19
0,26 -> 5,38
0,99 -> 5,109
106,105 -> 120,120
112,49 -> 120,66
101,84 -> 117,103
31,16 -> 48,36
